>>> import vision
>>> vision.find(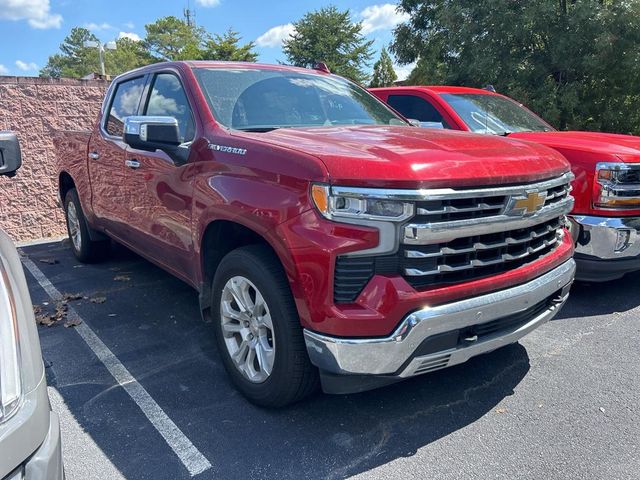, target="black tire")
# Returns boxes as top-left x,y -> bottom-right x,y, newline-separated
211,244 -> 319,407
64,189 -> 110,263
